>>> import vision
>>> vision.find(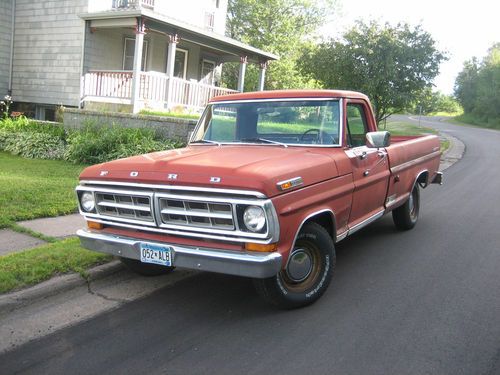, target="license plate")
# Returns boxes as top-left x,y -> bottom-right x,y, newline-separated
140,243 -> 172,267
